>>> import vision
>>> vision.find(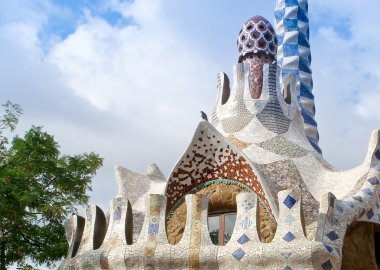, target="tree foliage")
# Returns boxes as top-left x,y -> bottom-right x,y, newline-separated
0,102 -> 103,269
0,101 -> 22,154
